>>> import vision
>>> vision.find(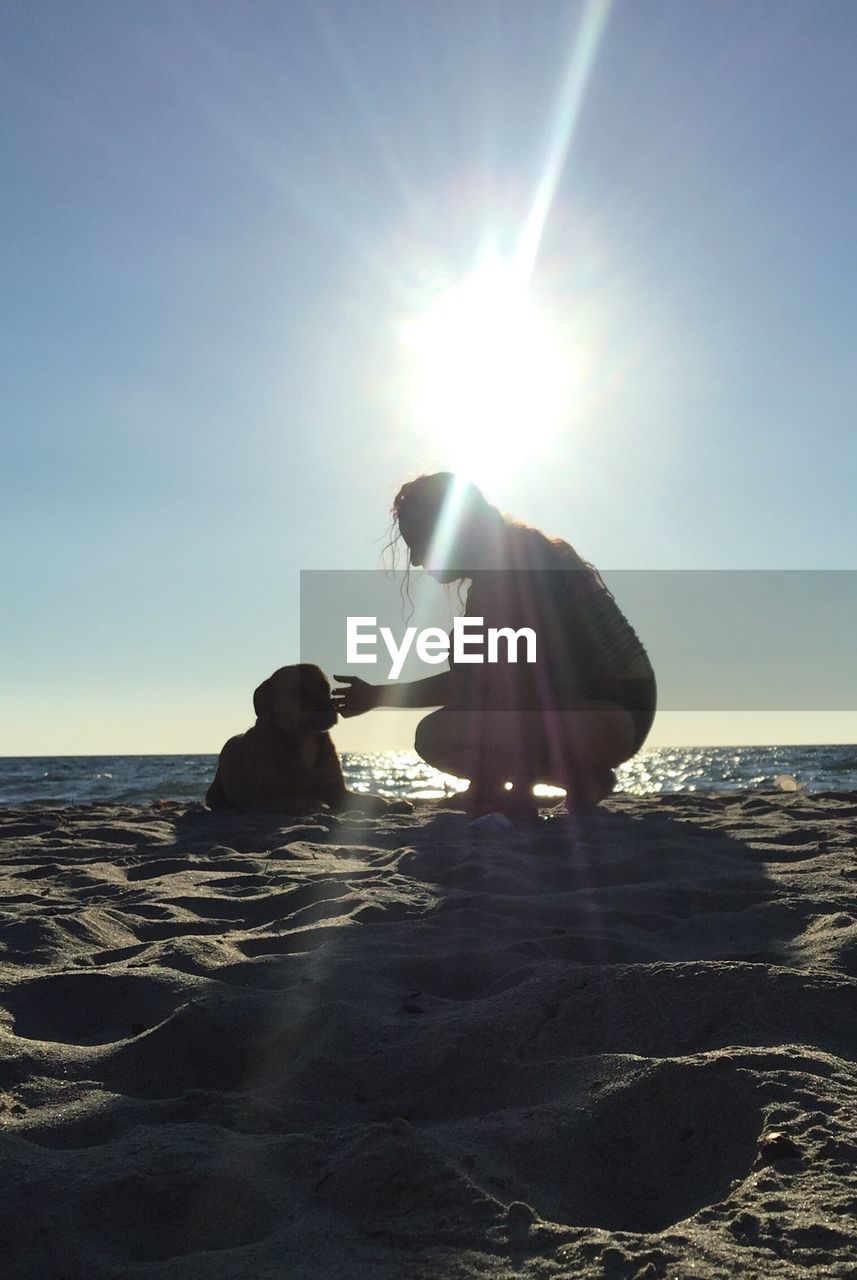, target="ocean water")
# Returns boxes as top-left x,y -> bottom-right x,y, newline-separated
0,745 -> 855,808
